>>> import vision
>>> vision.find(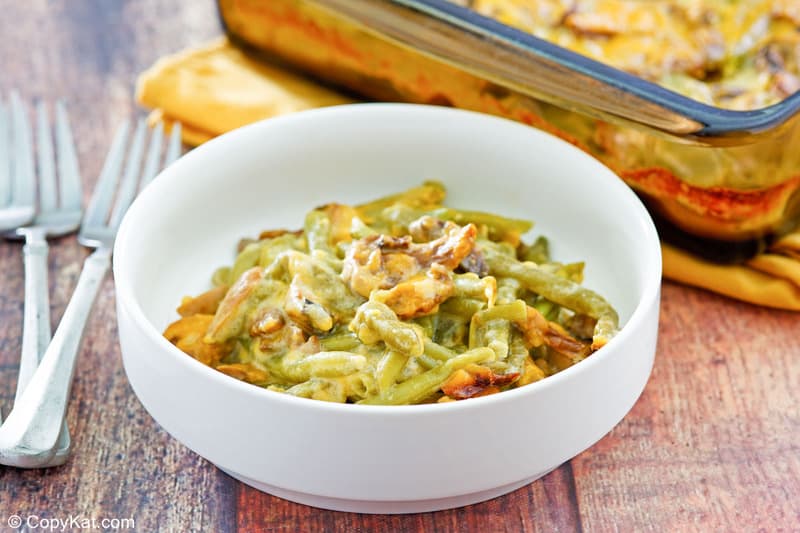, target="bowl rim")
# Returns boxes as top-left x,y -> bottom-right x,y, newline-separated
113,103 -> 662,416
